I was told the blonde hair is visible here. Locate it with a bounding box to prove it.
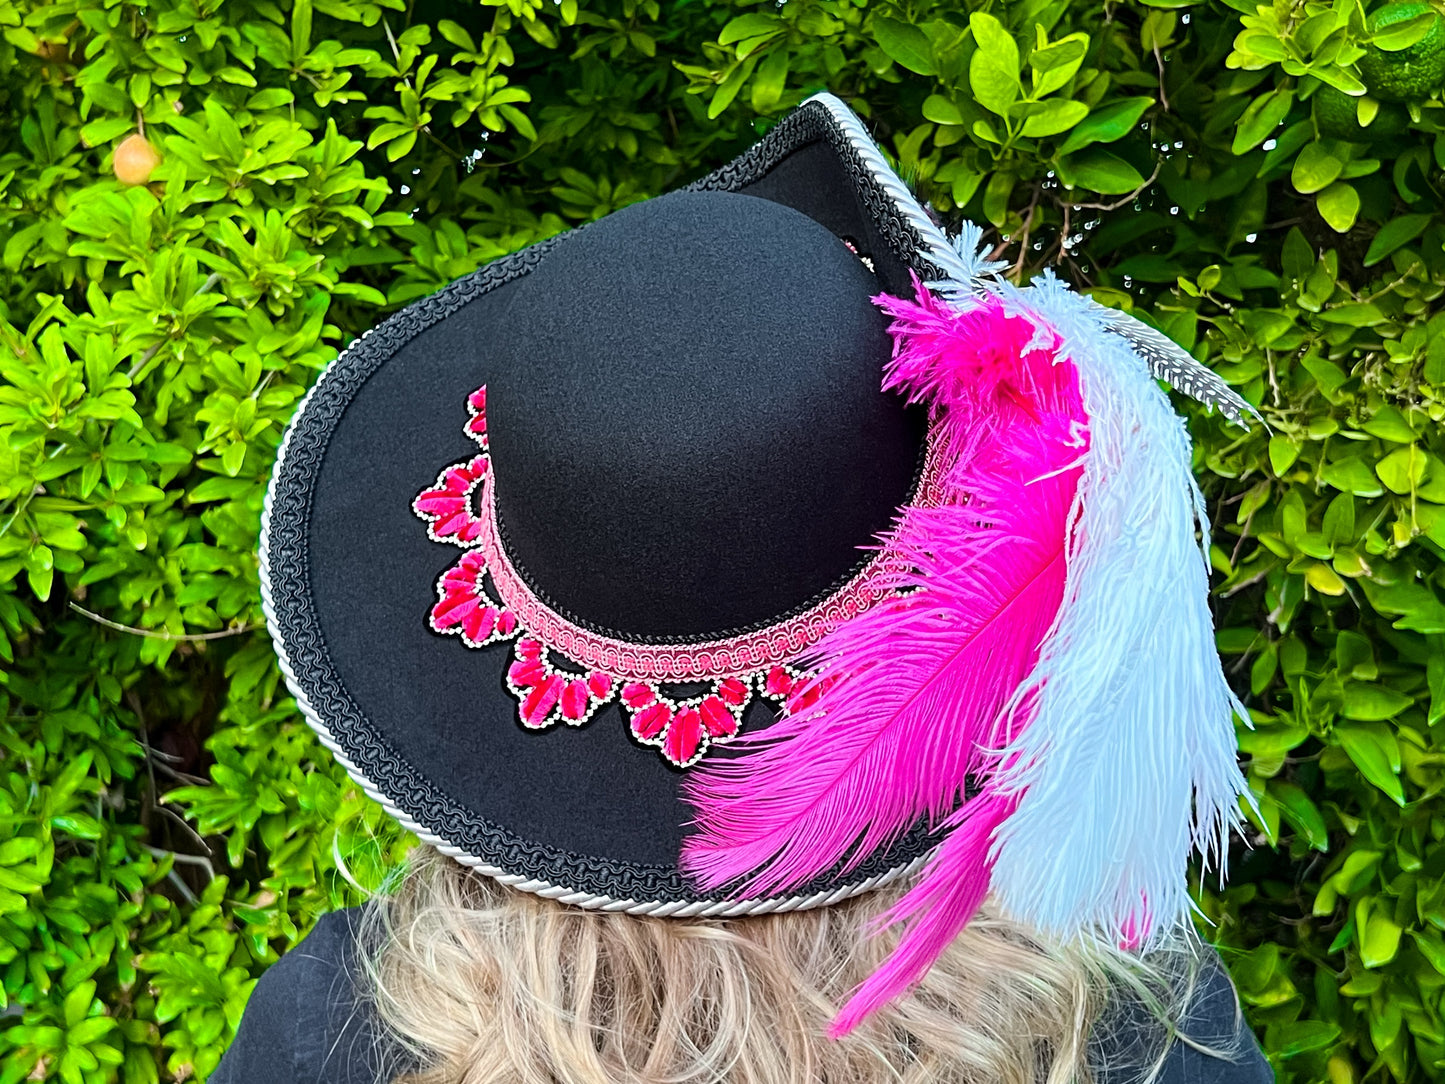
[361,845,1205,1084]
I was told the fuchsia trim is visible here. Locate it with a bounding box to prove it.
[412,383,940,767]
[480,492,926,681]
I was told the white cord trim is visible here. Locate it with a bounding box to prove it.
[802,93,1257,426]
[802,92,979,286]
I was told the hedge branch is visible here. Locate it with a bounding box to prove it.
[69,601,258,641]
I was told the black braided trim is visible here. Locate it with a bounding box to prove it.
[688,99,948,284]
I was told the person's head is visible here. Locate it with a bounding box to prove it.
[362,845,1207,1084]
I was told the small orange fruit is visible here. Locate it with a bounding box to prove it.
[113,134,160,185]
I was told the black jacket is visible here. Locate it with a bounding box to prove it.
[212,908,1273,1083]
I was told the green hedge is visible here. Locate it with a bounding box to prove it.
[2,0,1444,1080]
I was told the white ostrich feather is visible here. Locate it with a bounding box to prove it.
[975,270,1253,947]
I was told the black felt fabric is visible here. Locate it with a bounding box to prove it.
[734,138,915,297]
[213,908,1276,1084]
[304,187,923,869]
[308,270,699,866]
[487,189,924,638]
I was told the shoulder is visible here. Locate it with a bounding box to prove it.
[213,907,393,1084]
[1094,945,1274,1084]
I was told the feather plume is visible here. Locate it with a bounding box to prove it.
[827,788,1018,1038]
[981,272,1252,947]
[684,266,1249,1034]
[682,284,1086,922]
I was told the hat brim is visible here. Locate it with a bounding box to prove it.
[261,97,960,914]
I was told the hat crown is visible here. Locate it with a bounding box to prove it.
[486,190,925,641]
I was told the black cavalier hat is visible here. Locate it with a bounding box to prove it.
[261,94,1252,945]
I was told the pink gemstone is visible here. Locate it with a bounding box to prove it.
[462,605,497,642]
[793,681,822,711]
[430,594,472,629]
[587,672,613,698]
[437,506,468,530]
[508,658,545,686]
[631,702,671,740]
[717,677,747,706]
[414,491,453,514]
[621,682,655,709]
[664,708,703,766]
[698,696,737,738]
[560,679,590,721]
[521,674,562,726]
[516,638,542,661]
[764,666,793,698]
[496,610,518,635]
[791,674,833,713]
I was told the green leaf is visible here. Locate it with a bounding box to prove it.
[872,17,936,76]
[247,88,295,111]
[1370,7,1436,50]
[718,13,780,47]
[1292,142,1344,194]
[1232,88,1294,155]
[67,1016,116,1045]
[982,171,1015,227]
[1028,31,1089,97]
[292,0,313,56]
[436,19,477,52]
[1321,456,1384,497]
[26,559,53,602]
[1323,494,1356,546]
[1061,150,1144,194]
[1376,444,1426,494]
[1362,580,1445,634]
[1363,213,1432,266]
[1275,1019,1342,1056]
[1282,226,1314,279]
[707,55,758,119]
[1341,682,1412,721]
[1410,931,1445,977]
[1429,650,1445,725]
[1057,97,1153,155]
[922,95,964,125]
[968,13,1019,116]
[0,838,41,865]
[1358,899,1403,967]
[1361,406,1417,443]
[50,813,105,839]
[1335,724,1405,806]
[1273,782,1330,850]
[1020,99,1089,138]
[748,48,788,112]
[1269,435,1301,476]
[1317,181,1360,233]
[63,982,95,1029]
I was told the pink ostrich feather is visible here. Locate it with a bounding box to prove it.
[681,282,1089,1030]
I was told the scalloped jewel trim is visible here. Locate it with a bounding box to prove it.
[412,384,903,769]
